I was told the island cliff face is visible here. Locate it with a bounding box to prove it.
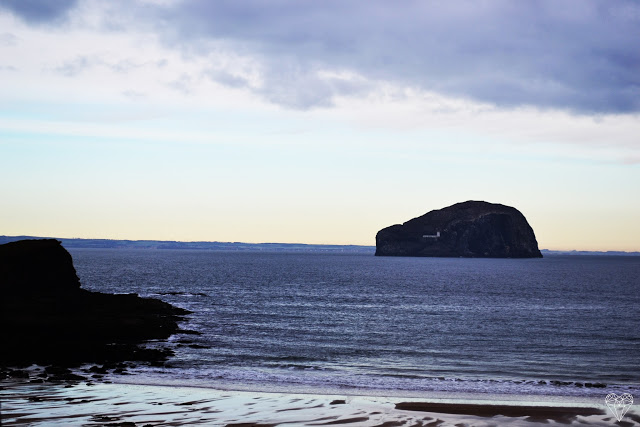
[376,201,542,258]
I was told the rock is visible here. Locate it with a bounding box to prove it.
[49,372,87,382]
[89,365,108,374]
[91,415,121,422]
[376,201,542,258]
[584,382,606,388]
[0,368,29,379]
[0,239,80,295]
[0,239,190,367]
[187,344,209,349]
[225,424,277,427]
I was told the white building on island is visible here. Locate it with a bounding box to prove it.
[423,231,440,238]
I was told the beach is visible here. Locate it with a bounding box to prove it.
[2,379,638,426]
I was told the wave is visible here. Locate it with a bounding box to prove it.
[125,364,640,399]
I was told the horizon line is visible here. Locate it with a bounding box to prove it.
[2,235,640,255]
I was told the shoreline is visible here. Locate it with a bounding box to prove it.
[2,379,638,426]
[117,369,626,393]
[111,374,622,406]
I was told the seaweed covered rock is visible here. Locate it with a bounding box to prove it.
[376,201,542,258]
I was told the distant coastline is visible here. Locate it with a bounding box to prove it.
[540,249,640,256]
[1,236,638,256]
[0,235,375,253]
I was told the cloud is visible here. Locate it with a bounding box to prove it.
[167,73,194,95]
[54,55,93,77]
[121,89,146,100]
[0,0,78,24]
[151,0,640,113]
[205,69,250,89]
[0,32,19,46]
[2,0,639,113]
[52,54,169,77]
[255,66,372,110]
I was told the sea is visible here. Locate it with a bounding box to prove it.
[69,249,640,402]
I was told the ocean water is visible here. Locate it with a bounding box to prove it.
[70,249,640,399]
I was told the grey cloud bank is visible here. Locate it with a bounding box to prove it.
[0,0,78,23]
[2,0,639,113]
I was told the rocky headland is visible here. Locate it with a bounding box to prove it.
[0,239,190,373]
[376,201,542,258]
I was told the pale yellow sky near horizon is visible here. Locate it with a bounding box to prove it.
[4,195,639,252]
[1,4,639,252]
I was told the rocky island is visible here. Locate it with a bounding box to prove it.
[0,239,190,368]
[376,201,542,258]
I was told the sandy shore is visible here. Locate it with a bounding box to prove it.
[1,380,638,426]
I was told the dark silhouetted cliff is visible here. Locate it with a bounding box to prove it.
[376,201,542,258]
[0,239,190,366]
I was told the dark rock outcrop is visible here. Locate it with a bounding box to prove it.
[0,239,81,295]
[0,239,190,366]
[376,201,542,258]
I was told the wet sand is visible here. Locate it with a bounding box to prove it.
[1,380,638,426]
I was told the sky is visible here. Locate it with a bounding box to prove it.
[0,0,639,251]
